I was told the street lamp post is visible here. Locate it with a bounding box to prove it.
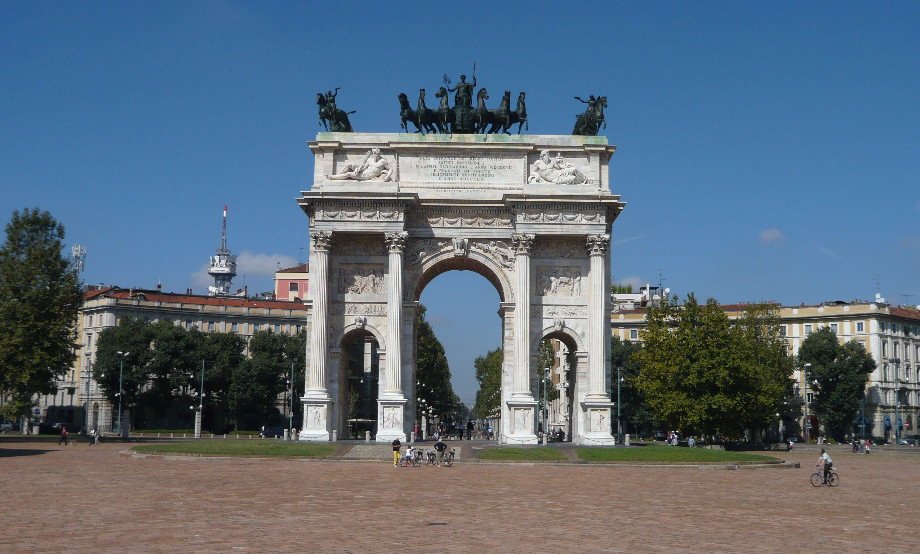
[616,367,623,444]
[289,360,294,438]
[194,360,204,439]
[891,357,901,445]
[542,365,548,439]
[803,363,812,444]
[84,354,91,435]
[116,351,129,437]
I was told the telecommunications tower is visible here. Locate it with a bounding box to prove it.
[207,205,237,296]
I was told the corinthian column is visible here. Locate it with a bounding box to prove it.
[586,234,610,396]
[301,230,332,441]
[511,233,535,396]
[307,231,332,394]
[384,232,407,394]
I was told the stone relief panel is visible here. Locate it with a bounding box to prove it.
[332,236,387,257]
[337,263,384,295]
[516,210,603,225]
[382,406,401,430]
[528,150,591,185]
[512,407,533,434]
[405,238,451,269]
[590,409,607,433]
[407,210,513,228]
[327,148,395,182]
[532,238,586,259]
[307,405,325,430]
[469,239,515,270]
[537,266,582,297]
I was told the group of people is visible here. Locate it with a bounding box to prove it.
[851,438,871,454]
[391,438,451,467]
[58,427,101,446]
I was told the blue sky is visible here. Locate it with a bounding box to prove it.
[2,2,919,406]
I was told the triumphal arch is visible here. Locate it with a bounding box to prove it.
[297,132,624,444]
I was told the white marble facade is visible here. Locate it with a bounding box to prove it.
[298,133,624,445]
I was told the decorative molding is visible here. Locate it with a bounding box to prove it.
[384,232,408,253]
[334,237,386,257]
[407,210,513,228]
[586,234,610,255]
[516,210,603,224]
[451,237,468,257]
[310,230,332,251]
[405,238,451,269]
[337,263,385,295]
[316,208,402,222]
[511,233,535,255]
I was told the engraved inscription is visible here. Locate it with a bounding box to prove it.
[400,153,525,185]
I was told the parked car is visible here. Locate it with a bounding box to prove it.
[261,426,285,438]
[904,435,920,446]
[0,421,14,432]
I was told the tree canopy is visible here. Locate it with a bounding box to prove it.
[637,295,793,439]
[472,347,502,419]
[415,304,458,418]
[0,208,83,420]
[610,336,655,436]
[798,326,875,441]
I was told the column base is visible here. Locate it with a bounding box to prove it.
[578,399,616,445]
[505,397,538,445]
[300,393,332,442]
[375,396,408,443]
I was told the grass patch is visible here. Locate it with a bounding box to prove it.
[576,445,777,463]
[476,447,568,461]
[132,440,338,458]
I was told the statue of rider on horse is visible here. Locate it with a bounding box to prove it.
[317,87,355,132]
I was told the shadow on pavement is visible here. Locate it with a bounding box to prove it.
[0,447,52,458]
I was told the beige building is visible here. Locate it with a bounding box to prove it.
[38,285,307,433]
[611,298,920,441]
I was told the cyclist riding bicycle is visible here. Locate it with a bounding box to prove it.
[816,448,833,484]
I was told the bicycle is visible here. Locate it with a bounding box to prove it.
[810,467,839,487]
[441,449,455,467]
[397,452,422,467]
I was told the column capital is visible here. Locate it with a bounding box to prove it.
[310,230,333,251]
[511,233,535,255]
[586,234,610,255]
[384,231,408,253]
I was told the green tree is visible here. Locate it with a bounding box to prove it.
[472,347,502,419]
[637,295,793,440]
[798,326,875,441]
[415,304,456,418]
[536,339,560,428]
[0,209,83,421]
[227,329,293,429]
[611,336,654,437]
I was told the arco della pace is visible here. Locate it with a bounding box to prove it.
[297,132,624,445]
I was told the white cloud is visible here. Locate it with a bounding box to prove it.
[190,251,299,291]
[615,275,645,290]
[759,228,784,244]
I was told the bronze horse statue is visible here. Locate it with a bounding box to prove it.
[317,93,354,132]
[399,92,439,134]
[572,96,607,136]
[435,86,455,134]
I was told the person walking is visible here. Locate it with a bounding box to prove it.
[58,427,68,446]
[391,438,401,467]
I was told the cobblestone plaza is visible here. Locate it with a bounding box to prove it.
[1,442,918,551]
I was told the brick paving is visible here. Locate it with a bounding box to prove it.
[1,440,919,552]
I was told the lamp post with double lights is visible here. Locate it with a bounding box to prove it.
[616,367,624,444]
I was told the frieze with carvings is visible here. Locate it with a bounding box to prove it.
[532,238,585,259]
[331,303,387,316]
[407,210,513,228]
[469,239,515,270]
[516,210,603,224]
[316,208,403,222]
[337,263,385,295]
[537,266,582,297]
[532,305,588,319]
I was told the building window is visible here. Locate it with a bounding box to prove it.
[779,325,786,336]
[253,323,260,332]
[856,321,864,333]
[807,392,814,404]
[208,321,216,332]
[880,322,886,333]
[274,324,282,333]
[295,325,302,334]
[629,329,638,341]
[289,282,299,292]
[804,324,813,336]
[883,363,888,381]
[231,322,238,333]
[882,341,888,358]
[87,315,93,327]
[830,323,838,334]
